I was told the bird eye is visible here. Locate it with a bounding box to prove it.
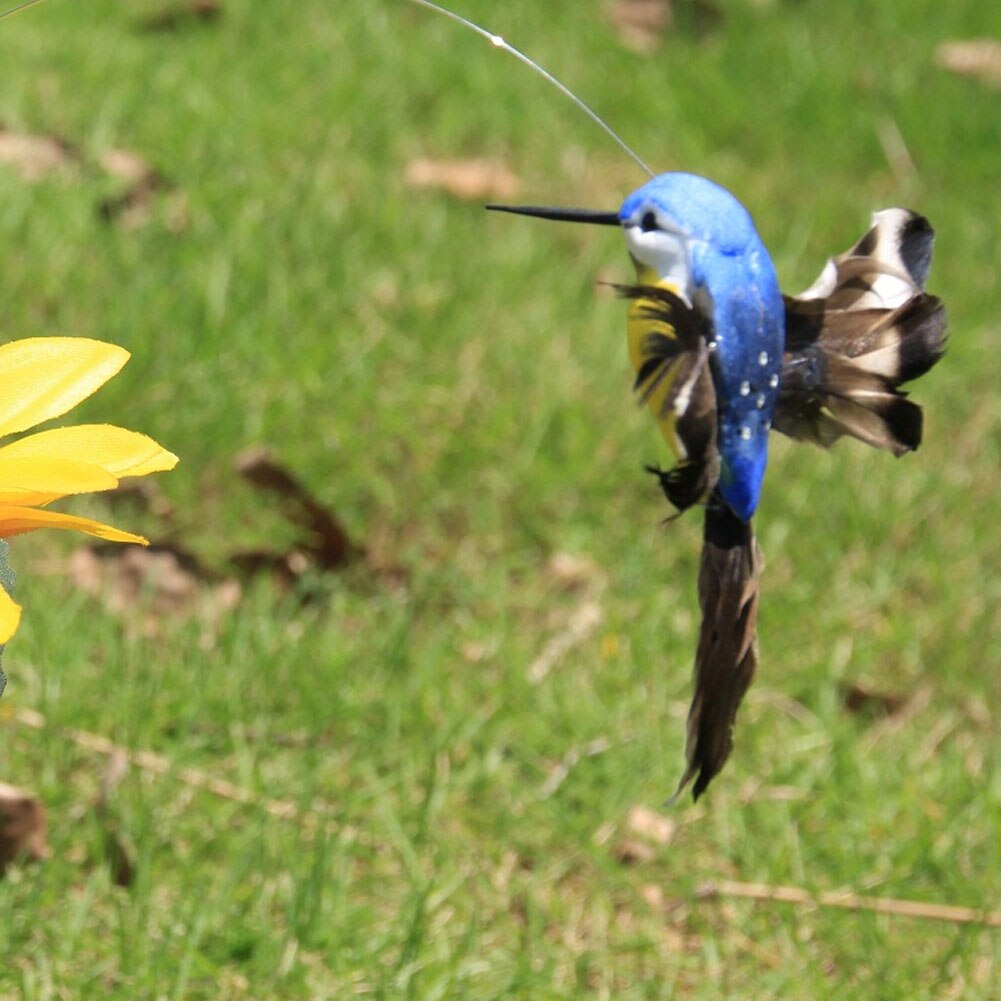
[641,211,659,232]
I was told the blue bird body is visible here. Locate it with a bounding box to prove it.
[409,0,947,800]
[486,167,944,799]
[618,173,785,521]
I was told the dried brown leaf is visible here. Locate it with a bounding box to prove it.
[68,543,239,636]
[138,0,222,32]
[99,748,129,805]
[98,162,168,229]
[103,478,176,523]
[609,0,673,55]
[101,148,156,185]
[460,640,494,664]
[0,782,48,876]
[841,682,906,719]
[228,548,315,590]
[625,803,676,846]
[544,552,604,593]
[613,837,656,864]
[405,157,521,201]
[0,127,181,229]
[936,38,1001,89]
[640,883,665,910]
[70,543,208,614]
[0,127,75,181]
[235,447,357,570]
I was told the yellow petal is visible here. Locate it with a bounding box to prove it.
[0,424,178,478]
[0,338,129,438]
[0,457,119,504]
[0,504,148,544]
[0,585,21,645]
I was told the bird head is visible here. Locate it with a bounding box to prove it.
[488,172,761,298]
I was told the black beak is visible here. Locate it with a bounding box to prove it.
[485,204,621,226]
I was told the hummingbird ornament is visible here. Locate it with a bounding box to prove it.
[408,1,947,800]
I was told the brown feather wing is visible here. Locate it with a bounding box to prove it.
[776,209,947,454]
[615,283,720,513]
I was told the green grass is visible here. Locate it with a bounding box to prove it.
[1,0,1000,997]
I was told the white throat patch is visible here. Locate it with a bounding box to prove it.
[624,225,694,302]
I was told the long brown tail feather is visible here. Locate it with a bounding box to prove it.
[672,498,762,801]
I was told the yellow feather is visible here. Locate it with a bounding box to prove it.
[626,278,689,460]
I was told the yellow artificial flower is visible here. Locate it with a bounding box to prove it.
[0,337,178,643]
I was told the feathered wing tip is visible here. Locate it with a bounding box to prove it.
[776,209,947,455]
[615,283,720,513]
[671,499,762,801]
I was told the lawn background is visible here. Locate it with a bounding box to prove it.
[1,0,1000,997]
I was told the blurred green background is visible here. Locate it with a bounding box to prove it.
[1,0,1000,997]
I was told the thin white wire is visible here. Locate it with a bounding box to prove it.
[405,0,654,179]
[0,0,47,21]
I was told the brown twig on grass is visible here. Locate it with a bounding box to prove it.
[697,879,1001,929]
[12,706,1001,930]
[12,707,339,833]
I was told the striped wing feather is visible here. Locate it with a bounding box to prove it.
[616,283,720,512]
[776,209,947,455]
